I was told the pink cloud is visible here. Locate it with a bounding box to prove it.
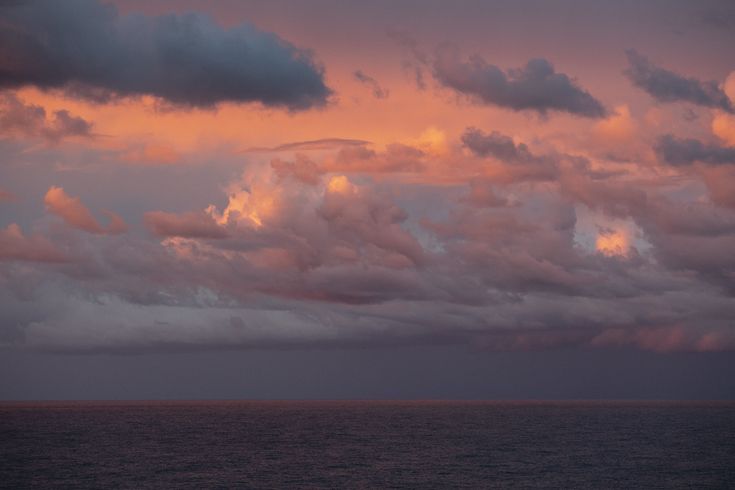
[0,223,67,263]
[44,186,127,235]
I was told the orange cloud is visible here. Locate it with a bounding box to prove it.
[595,228,630,257]
[594,104,636,142]
[44,186,127,234]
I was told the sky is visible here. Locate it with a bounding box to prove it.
[1,0,735,400]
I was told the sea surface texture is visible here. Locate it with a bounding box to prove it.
[1,401,734,488]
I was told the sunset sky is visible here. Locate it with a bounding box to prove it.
[2,0,735,399]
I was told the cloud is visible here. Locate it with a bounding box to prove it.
[654,134,735,166]
[712,112,735,146]
[0,0,331,109]
[0,92,92,142]
[354,70,389,99]
[329,143,426,174]
[463,127,540,163]
[271,154,323,185]
[624,50,734,113]
[242,138,370,153]
[4,130,735,355]
[461,127,559,182]
[0,224,67,263]
[144,211,228,239]
[44,186,127,234]
[432,45,606,117]
[700,166,735,208]
[594,104,637,142]
[387,29,428,90]
[461,179,508,208]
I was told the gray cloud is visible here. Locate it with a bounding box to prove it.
[654,134,735,166]
[0,0,331,109]
[463,127,541,163]
[354,70,389,99]
[624,50,734,113]
[461,127,559,181]
[433,45,607,118]
[0,93,92,142]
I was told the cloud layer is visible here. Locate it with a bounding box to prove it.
[1,1,735,360]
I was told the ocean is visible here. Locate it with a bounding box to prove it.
[1,401,734,488]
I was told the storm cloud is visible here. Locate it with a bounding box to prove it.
[0,0,331,109]
[432,45,607,117]
[624,50,734,113]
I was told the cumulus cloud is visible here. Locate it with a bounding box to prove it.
[354,70,390,99]
[624,50,734,113]
[44,186,127,234]
[4,129,735,355]
[433,45,607,117]
[0,0,331,109]
[654,134,735,166]
[0,92,92,142]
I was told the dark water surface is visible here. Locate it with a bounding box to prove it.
[1,401,734,488]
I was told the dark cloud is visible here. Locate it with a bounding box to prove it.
[0,0,331,109]
[463,127,539,163]
[624,50,734,113]
[354,70,389,99]
[461,127,559,182]
[654,134,735,166]
[433,45,607,118]
[0,93,92,142]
